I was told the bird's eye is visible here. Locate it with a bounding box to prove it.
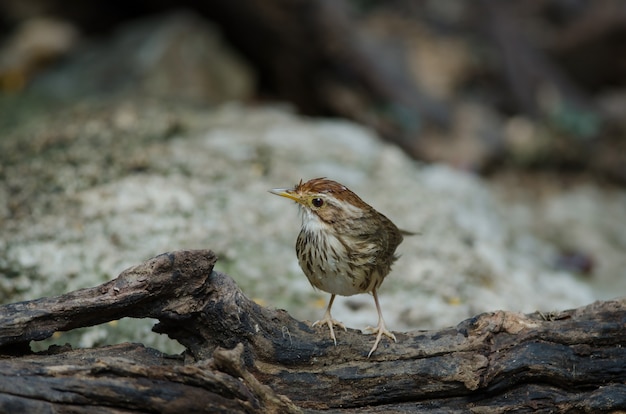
[311,198,324,208]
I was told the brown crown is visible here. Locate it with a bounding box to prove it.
[294,178,370,208]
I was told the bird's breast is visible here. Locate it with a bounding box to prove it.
[296,228,374,296]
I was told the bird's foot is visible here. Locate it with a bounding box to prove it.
[312,316,347,346]
[364,321,397,358]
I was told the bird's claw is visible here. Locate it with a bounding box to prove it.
[364,323,397,358]
[312,317,347,346]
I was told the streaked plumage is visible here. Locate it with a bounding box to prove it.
[270,177,407,357]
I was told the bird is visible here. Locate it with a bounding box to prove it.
[270,177,409,357]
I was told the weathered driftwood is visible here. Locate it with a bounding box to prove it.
[1,250,625,413]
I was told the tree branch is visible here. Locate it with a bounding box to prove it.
[1,250,624,412]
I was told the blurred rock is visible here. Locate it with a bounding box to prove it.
[2,3,624,183]
[597,90,626,123]
[491,174,626,301]
[416,101,505,170]
[366,13,473,103]
[0,17,79,92]
[28,11,255,104]
[3,97,621,352]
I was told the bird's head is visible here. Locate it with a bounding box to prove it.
[269,178,368,226]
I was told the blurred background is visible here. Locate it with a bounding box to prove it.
[1,0,625,353]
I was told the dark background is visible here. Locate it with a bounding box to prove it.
[1,0,625,183]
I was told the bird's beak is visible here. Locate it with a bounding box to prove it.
[269,188,301,203]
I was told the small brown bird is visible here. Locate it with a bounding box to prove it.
[270,177,408,357]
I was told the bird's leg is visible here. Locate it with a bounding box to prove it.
[365,288,397,357]
[312,294,346,345]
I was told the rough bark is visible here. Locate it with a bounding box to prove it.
[1,249,625,413]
